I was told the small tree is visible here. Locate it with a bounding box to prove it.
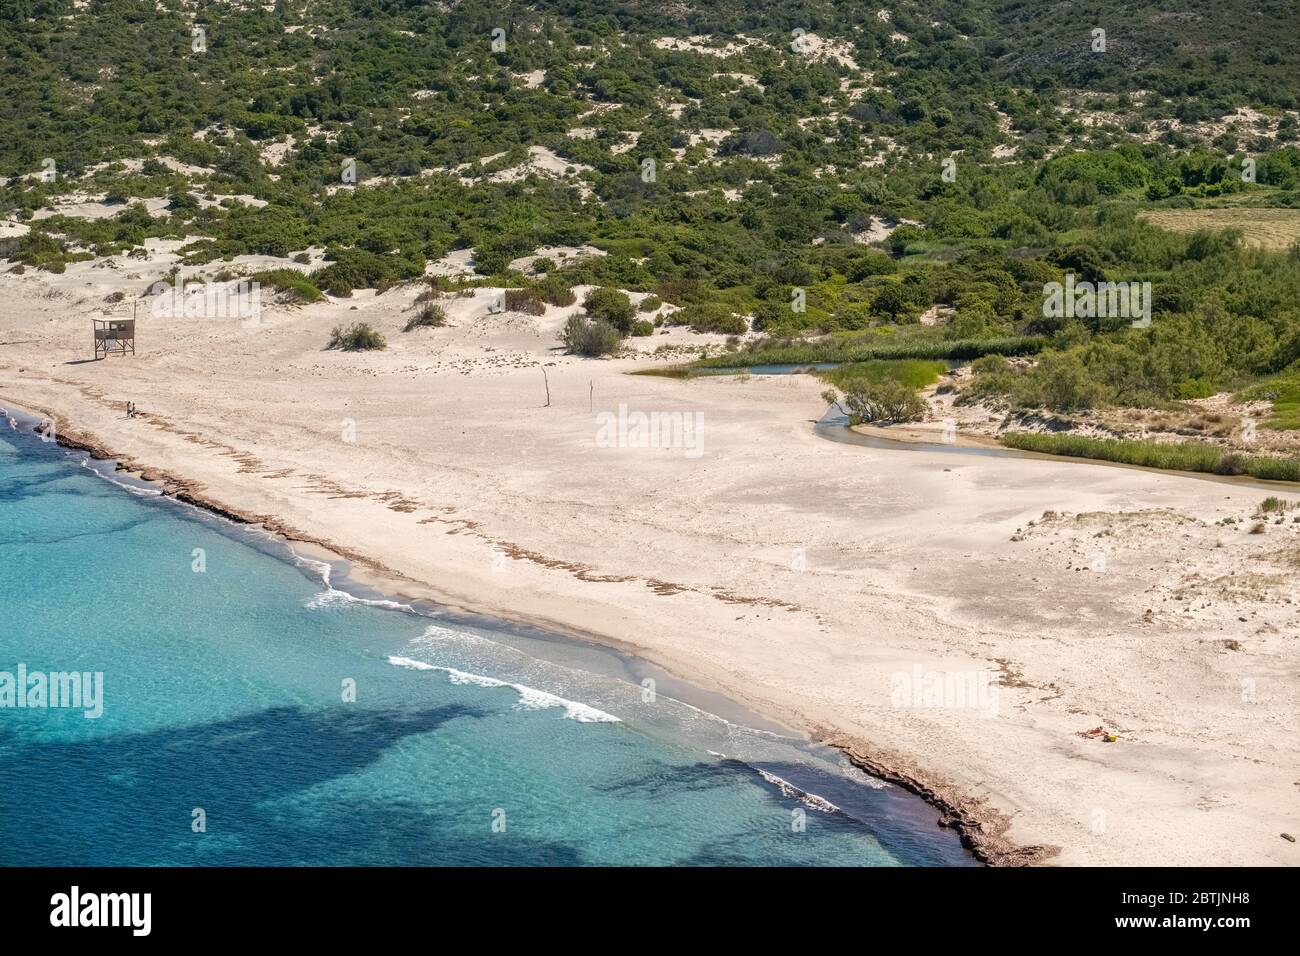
[822,380,925,425]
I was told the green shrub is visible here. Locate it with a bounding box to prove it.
[473,249,510,275]
[403,303,447,331]
[561,315,622,356]
[504,288,546,315]
[965,349,1111,411]
[667,303,747,335]
[823,379,926,425]
[251,269,322,303]
[326,322,386,351]
[639,295,663,313]
[533,275,577,306]
[312,248,418,297]
[846,251,898,281]
[631,319,654,336]
[751,299,820,334]
[166,191,199,214]
[13,232,69,272]
[583,286,636,334]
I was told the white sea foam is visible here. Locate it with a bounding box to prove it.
[305,589,353,609]
[389,655,438,671]
[757,768,843,813]
[305,588,412,611]
[293,552,335,585]
[417,622,464,642]
[412,626,793,744]
[282,544,416,611]
[76,458,162,497]
[388,655,620,723]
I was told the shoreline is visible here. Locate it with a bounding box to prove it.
[6,326,1291,867]
[2,394,1031,865]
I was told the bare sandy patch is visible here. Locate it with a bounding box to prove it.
[508,244,606,274]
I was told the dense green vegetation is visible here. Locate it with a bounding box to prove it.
[2,1,1299,424]
[1240,369,1300,430]
[696,335,1045,368]
[955,236,1300,412]
[1000,432,1300,482]
[817,359,947,391]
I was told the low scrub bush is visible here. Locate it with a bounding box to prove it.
[403,302,447,331]
[326,322,386,351]
[504,288,546,315]
[533,275,577,307]
[561,315,622,356]
[250,268,322,303]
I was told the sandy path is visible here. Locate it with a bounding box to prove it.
[1,268,1297,865]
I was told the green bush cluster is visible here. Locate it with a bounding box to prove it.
[504,288,546,315]
[326,322,386,351]
[561,315,621,356]
[583,287,636,334]
[403,303,447,331]
[250,269,322,304]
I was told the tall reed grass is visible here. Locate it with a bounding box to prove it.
[1000,432,1300,482]
[692,336,1045,369]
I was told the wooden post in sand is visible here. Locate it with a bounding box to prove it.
[542,367,551,407]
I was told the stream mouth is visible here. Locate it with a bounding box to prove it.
[690,362,844,376]
[677,364,1300,493]
[814,404,1020,459]
[813,403,1300,493]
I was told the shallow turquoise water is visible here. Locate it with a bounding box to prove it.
[0,418,972,866]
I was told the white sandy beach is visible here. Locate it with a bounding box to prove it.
[1,255,1297,865]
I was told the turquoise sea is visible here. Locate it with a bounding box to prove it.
[0,412,973,866]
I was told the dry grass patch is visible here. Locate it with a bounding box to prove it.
[1137,208,1300,251]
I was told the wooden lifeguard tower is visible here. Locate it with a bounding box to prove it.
[93,318,135,359]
